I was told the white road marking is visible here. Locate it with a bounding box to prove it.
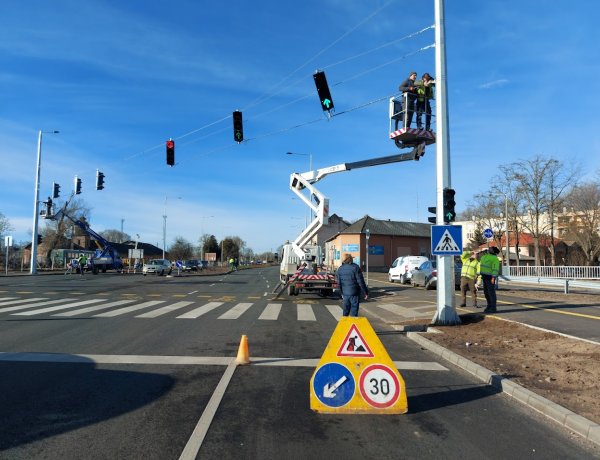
[0,298,74,314]
[218,303,253,319]
[259,303,282,320]
[177,302,224,319]
[0,298,48,308]
[325,304,343,320]
[54,300,137,317]
[136,301,195,318]
[297,303,316,321]
[12,299,108,316]
[94,300,165,317]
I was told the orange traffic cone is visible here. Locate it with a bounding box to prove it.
[235,334,250,365]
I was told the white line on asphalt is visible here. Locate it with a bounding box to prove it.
[0,298,48,308]
[176,302,224,319]
[187,290,198,295]
[259,303,281,320]
[325,304,342,320]
[136,301,195,318]
[218,302,252,319]
[94,300,165,317]
[12,298,109,316]
[54,300,137,317]
[178,361,237,460]
[297,303,316,321]
[0,298,75,314]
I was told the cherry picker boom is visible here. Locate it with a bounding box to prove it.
[280,148,430,297]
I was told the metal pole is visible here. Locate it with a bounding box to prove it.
[432,0,460,325]
[365,229,370,285]
[30,131,43,275]
[505,196,509,274]
[162,196,167,259]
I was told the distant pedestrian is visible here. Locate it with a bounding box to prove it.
[336,254,369,317]
[479,247,500,313]
[77,254,88,276]
[399,71,418,128]
[459,250,480,308]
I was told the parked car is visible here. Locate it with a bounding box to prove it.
[183,259,201,272]
[388,255,429,284]
[143,259,172,276]
[410,260,462,290]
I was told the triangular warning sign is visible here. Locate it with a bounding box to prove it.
[310,317,408,414]
[337,324,374,357]
[434,229,460,252]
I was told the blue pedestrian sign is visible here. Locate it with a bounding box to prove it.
[431,225,463,256]
[312,362,355,408]
[483,228,494,239]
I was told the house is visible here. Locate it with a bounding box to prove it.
[324,215,431,271]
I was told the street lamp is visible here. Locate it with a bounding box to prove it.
[365,229,370,285]
[31,129,59,274]
[163,196,181,259]
[199,215,214,261]
[496,192,510,274]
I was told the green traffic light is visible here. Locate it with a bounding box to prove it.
[322,98,331,109]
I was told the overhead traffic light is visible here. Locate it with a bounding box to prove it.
[166,139,175,166]
[232,110,243,143]
[96,170,105,190]
[45,197,53,217]
[428,206,437,224]
[74,175,82,195]
[443,188,456,223]
[37,235,43,244]
[52,182,60,199]
[313,70,334,112]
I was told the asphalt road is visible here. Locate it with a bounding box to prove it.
[0,267,597,459]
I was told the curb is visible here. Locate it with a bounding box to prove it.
[406,331,600,448]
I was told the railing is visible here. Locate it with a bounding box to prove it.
[389,93,436,132]
[506,265,600,279]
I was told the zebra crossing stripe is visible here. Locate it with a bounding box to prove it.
[377,303,433,318]
[94,300,165,317]
[0,297,18,302]
[297,303,316,321]
[136,301,195,318]
[12,299,109,316]
[259,303,282,320]
[218,303,253,320]
[0,298,47,308]
[0,298,75,314]
[325,304,343,320]
[54,300,137,317]
[176,302,224,319]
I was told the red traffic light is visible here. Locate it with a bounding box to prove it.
[166,139,175,166]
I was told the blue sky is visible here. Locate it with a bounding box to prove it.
[1,0,599,254]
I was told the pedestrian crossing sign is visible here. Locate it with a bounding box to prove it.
[431,225,462,256]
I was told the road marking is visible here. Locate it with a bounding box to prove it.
[0,298,47,307]
[12,299,109,316]
[218,303,253,319]
[136,301,195,318]
[177,302,224,319]
[0,297,18,302]
[188,291,198,295]
[55,300,137,317]
[325,304,342,320]
[497,299,600,320]
[297,303,316,321]
[0,298,76,314]
[259,303,281,320]
[94,300,165,317]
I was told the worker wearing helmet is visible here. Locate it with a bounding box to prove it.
[479,247,500,313]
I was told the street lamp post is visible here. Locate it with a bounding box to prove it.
[163,196,181,259]
[30,129,59,274]
[365,229,370,285]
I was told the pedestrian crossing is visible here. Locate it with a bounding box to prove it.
[0,296,434,322]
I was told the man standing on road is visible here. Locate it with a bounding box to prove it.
[479,246,500,313]
[459,250,480,308]
[336,254,369,317]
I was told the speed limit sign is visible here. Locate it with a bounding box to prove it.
[358,364,401,408]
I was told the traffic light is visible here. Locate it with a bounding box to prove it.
[166,139,175,166]
[443,188,456,223]
[52,182,60,199]
[96,170,105,190]
[428,206,437,224]
[37,235,43,244]
[74,175,82,195]
[45,197,53,217]
[232,111,243,143]
[313,70,334,111]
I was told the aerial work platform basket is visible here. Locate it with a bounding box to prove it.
[389,96,436,149]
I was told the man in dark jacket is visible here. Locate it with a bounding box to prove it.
[336,254,369,317]
[399,71,418,128]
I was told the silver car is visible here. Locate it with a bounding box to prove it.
[143,259,172,276]
[411,260,461,290]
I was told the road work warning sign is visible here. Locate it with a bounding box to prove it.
[310,317,408,414]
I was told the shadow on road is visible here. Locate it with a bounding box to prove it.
[408,383,501,414]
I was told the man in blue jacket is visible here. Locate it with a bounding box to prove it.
[336,254,369,317]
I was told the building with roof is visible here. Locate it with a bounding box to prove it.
[324,215,431,271]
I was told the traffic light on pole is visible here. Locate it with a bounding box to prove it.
[45,197,53,217]
[96,170,105,190]
[443,188,456,223]
[232,110,243,143]
[313,70,334,112]
[428,206,437,224]
[166,139,175,166]
[52,182,60,199]
[37,235,43,244]
[74,175,82,195]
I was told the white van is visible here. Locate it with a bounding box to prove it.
[388,255,429,284]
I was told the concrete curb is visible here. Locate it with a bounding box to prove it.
[407,331,600,447]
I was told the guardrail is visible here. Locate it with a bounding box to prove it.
[503,276,600,294]
[506,266,600,279]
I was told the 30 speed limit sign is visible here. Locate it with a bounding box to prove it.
[358,364,401,408]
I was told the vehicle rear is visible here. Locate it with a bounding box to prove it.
[388,255,429,284]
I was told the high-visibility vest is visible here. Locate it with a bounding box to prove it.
[416,80,434,101]
[479,253,499,276]
[461,258,479,279]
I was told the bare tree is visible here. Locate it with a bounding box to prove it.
[562,182,600,265]
[0,212,13,239]
[168,237,194,261]
[99,229,131,243]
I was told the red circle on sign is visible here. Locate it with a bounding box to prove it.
[358,364,400,408]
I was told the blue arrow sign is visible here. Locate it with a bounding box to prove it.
[312,362,355,408]
[431,225,463,256]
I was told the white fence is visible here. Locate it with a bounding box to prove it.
[506,265,600,279]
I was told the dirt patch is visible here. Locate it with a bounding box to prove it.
[413,313,600,425]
